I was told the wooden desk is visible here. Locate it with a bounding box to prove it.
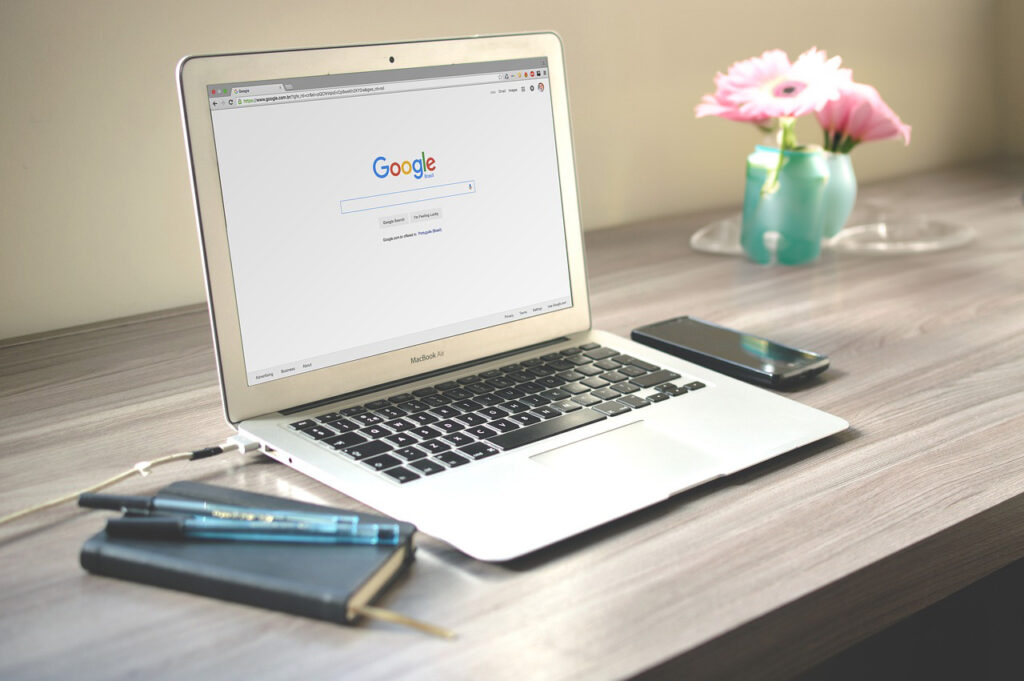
[2,162,1022,680]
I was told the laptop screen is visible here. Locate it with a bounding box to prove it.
[206,58,573,386]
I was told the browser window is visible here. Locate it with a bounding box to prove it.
[207,58,571,385]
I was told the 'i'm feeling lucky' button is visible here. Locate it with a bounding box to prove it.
[411,208,442,223]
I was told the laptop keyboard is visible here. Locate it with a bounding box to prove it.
[286,343,705,484]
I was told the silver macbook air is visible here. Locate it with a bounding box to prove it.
[177,32,847,561]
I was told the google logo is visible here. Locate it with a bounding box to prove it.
[373,153,436,180]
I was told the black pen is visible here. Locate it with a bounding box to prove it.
[105,516,402,545]
[79,493,360,527]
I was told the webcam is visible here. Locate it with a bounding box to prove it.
[389,56,395,63]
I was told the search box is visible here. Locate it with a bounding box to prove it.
[340,180,476,214]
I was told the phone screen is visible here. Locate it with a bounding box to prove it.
[642,317,822,374]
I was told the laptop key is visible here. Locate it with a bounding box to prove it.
[531,406,561,420]
[618,366,647,378]
[467,425,499,439]
[509,412,542,426]
[325,417,361,433]
[388,393,415,403]
[489,418,520,433]
[384,418,416,431]
[617,395,650,409]
[501,399,531,413]
[571,393,603,407]
[352,413,383,426]
[600,371,628,383]
[647,392,670,403]
[393,446,428,461]
[551,400,582,413]
[520,394,550,408]
[457,374,483,384]
[566,355,593,366]
[517,381,546,394]
[444,388,475,401]
[581,376,609,389]
[400,399,429,412]
[411,425,443,440]
[365,400,390,410]
[611,382,640,395]
[467,383,492,396]
[486,377,517,390]
[474,393,505,407]
[430,405,460,418]
[460,442,501,460]
[435,451,471,468]
[376,406,408,420]
[442,432,475,447]
[418,439,451,454]
[383,466,420,484]
[575,364,604,376]
[344,440,393,459]
[591,387,621,401]
[478,406,509,420]
[494,387,526,400]
[323,431,369,449]
[685,381,707,391]
[410,459,446,475]
[534,375,566,388]
[362,454,402,471]
[630,369,683,389]
[540,388,571,401]
[360,424,392,439]
[300,425,336,440]
[421,394,451,408]
[594,359,621,371]
[454,412,487,426]
[657,383,689,396]
[290,419,317,430]
[385,433,419,448]
[488,409,607,450]
[479,369,503,378]
[453,398,483,412]
[593,401,631,416]
[340,405,366,416]
[412,387,438,397]
[540,353,561,362]
[578,342,601,350]
[583,347,619,360]
[560,347,583,355]
[435,419,465,434]
[615,354,660,372]
[562,382,591,395]
[408,411,439,425]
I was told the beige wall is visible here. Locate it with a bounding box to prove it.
[0,0,1013,340]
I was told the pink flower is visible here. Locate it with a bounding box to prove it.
[696,48,850,122]
[816,82,911,149]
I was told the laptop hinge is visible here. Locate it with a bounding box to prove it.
[280,337,571,416]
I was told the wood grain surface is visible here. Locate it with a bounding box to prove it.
[2,161,1022,680]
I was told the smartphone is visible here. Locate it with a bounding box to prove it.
[631,316,829,388]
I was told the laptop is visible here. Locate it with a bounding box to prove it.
[177,32,848,561]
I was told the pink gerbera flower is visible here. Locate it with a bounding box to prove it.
[817,81,911,152]
[696,47,850,122]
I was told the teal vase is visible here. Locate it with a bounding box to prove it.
[821,151,857,238]
[741,145,829,265]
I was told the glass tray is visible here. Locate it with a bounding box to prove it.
[691,213,976,256]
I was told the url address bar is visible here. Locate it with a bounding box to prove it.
[232,72,510,108]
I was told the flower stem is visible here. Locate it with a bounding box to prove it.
[838,135,859,154]
[763,117,797,195]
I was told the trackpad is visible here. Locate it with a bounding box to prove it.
[530,421,721,494]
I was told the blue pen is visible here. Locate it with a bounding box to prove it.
[79,493,360,528]
[105,516,402,545]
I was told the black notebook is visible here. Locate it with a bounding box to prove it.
[80,481,416,625]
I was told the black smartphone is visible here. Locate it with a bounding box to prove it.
[631,316,829,388]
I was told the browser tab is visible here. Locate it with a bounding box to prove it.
[231,84,286,97]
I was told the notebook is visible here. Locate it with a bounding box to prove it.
[177,32,848,561]
[80,482,416,624]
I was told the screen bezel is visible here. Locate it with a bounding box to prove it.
[178,33,590,424]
